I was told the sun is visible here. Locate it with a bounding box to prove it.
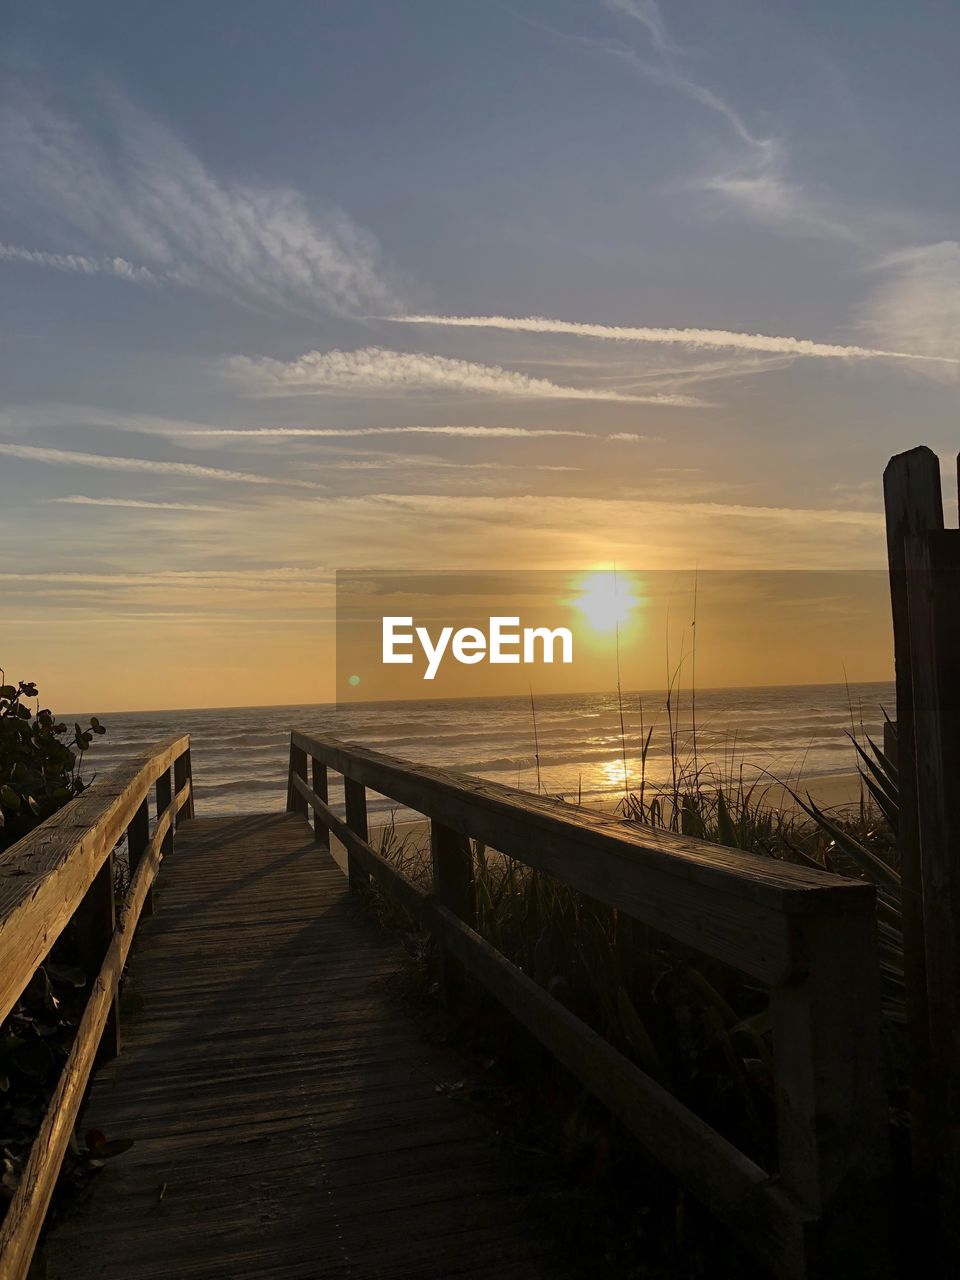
[570,571,640,635]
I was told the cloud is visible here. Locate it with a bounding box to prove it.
[0,567,326,587]
[599,0,771,153]
[0,89,396,313]
[695,170,862,244]
[390,314,958,364]
[598,1,908,252]
[312,454,580,472]
[0,443,325,489]
[181,424,593,439]
[175,424,658,442]
[859,242,960,373]
[47,495,224,510]
[0,241,157,282]
[229,346,708,404]
[286,491,888,569]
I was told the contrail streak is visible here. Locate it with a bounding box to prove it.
[390,313,959,364]
[0,443,325,488]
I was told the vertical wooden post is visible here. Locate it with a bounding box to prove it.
[127,796,152,917]
[184,746,195,818]
[75,853,120,1060]
[285,741,295,812]
[343,777,369,892]
[771,910,892,1276]
[173,752,188,827]
[430,820,476,927]
[883,445,943,1193]
[156,767,174,904]
[882,719,898,771]
[311,757,330,849]
[286,742,308,816]
[905,526,960,1269]
[430,819,476,1003]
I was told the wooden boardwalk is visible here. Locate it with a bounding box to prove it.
[45,814,560,1280]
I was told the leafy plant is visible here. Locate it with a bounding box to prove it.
[0,673,106,852]
[0,672,122,1230]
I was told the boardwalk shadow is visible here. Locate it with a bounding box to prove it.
[44,812,558,1280]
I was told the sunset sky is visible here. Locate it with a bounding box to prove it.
[1,1,958,710]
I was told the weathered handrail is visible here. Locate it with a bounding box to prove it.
[0,735,193,1280]
[288,729,891,1280]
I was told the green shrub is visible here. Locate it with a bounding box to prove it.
[0,675,105,853]
[1,673,114,1223]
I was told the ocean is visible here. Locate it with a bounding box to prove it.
[70,681,895,822]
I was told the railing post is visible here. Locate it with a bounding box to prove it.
[430,820,476,927]
[173,745,194,822]
[884,445,943,1200]
[905,525,960,1271]
[184,746,195,818]
[343,777,369,892]
[74,853,120,1061]
[286,741,308,816]
[127,796,152,917]
[156,767,174,891]
[311,757,330,850]
[430,819,476,1002]
[771,911,892,1276]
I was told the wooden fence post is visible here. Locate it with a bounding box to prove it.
[155,768,174,901]
[883,445,943,1197]
[430,821,476,927]
[184,747,195,818]
[430,820,475,1003]
[905,525,960,1271]
[173,752,188,826]
[311,757,330,850]
[343,777,369,892]
[882,720,898,771]
[286,742,308,816]
[173,747,194,821]
[127,797,151,917]
[771,910,892,1276]
[74,854,120,1061]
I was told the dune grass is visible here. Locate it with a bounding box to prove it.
[367,704,906,1159]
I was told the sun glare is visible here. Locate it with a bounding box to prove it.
[570,572,640,635]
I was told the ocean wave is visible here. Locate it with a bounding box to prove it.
[86,682,893,818]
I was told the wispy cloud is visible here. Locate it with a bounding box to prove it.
[0,88,396,312]
[0,241,157,282]
[390,314,957,364]
[0,443,325,489]
[181,424,589,439]
[229,346,708,403]
[314,454,580,472]
[176,424,657,441]
[0,567,326,587]
[599,0,771,153]
[596,0,897,249]
[859,242,960,373]
[47,494,224,511]
[694,170,863,244]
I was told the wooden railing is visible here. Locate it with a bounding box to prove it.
[0,735,193,1280]
[288,730,892,1280]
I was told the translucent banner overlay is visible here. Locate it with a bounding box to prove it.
[335,569,891,705]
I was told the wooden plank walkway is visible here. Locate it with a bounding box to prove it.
[45,814,562,1280]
